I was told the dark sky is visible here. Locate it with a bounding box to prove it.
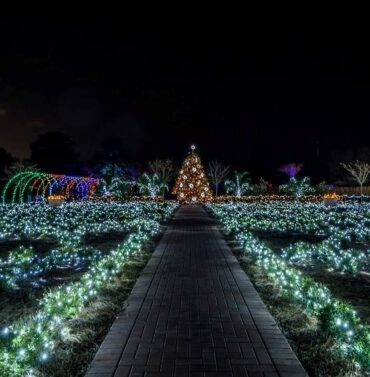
[1,18,370,179]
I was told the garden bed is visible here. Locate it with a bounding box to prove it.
[0,231,131,325]
[0,238,58,258]
[38,237,158,377]
[231,244,360,377]
[0,201,177,376]
[260,232,370,324]
[209,201,370,376]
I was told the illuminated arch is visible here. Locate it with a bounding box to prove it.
[2,171,33,204]
[65,177,79,198]
[2,171,47,205]
[2,171,99,204]
[76,179,88,198]
[47,176,62,196]
[34,176,52,199]
[30,176,45,194]
[29,175,50,197]
[87,177,99,197]
[12,173,37,204]
[47,175,67,197]
[19,173,48,203]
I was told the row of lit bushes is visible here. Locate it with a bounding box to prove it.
[210,194,341,203]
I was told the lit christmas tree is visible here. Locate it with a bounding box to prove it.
[172,145,213,202]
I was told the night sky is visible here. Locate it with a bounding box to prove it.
[1,19,370,180]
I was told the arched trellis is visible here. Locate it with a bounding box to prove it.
[76,179,88,198]
[2,171,99,204]
[20,174,50,203]
[2,171,48,205]
[86,177,99,197]
[47,176,63,196]
[65,177,79,198]
[30,175,51,199]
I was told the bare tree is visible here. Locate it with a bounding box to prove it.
[149,159,175,198]
[208,160,230,196]
[341,160,370,198]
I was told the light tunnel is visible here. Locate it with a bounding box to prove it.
[2,171,99,204]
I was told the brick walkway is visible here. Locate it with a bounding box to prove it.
[86,205,307,377]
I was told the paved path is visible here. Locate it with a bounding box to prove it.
[86,205,307,377]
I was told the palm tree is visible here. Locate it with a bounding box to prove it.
[109,175,135,198]
[95,163,136,198]
[5,161,39,176]
[137,173,164,198]
[224,171,251,197]
[149,159,175,198]
[99,163,123,184]
[279,177,315,198]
